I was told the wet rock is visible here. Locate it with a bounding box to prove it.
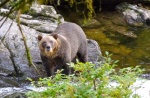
[0,87,27,98]
[0,76,20,87]
[140,74,150,80]
[0,86,47,98]
[116,2,150,26]
[87,39,103,63]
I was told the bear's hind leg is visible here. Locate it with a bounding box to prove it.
[55,58,71,75]
[77,48,88,63]
[62,64,71,75]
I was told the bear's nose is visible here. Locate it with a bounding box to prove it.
[46,46,50,50]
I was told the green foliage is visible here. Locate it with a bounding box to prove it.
[0,0,95,20]
[26,52,144,98]
[66,0,95,23]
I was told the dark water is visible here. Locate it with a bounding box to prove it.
[62,11,150,73]
[84,27,150,72]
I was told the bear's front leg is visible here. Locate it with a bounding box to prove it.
[43,64,50,76]
[43,62,54,76]
[41,55,55,76]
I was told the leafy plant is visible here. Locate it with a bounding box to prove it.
[26,51,144,98]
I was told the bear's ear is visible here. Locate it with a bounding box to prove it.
[52,34,58,39]
[38,35,42,41]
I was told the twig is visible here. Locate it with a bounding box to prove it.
[0,7,16,28]
[3,42,22,76]
[93,78,97,90]
[17,9,40,75]
[0,17,8,28]
[18,23,40,75]
[0,19,13,44]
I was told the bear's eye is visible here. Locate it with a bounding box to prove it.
[42,41,46,46]
[50,40,53,43]
[43,41,46,44]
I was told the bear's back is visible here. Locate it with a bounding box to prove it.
[54,22,86,40]
[53,22,87,60]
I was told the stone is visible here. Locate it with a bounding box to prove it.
[116,2,150,26]
[20,4,64,33]
[87,39,103,63]
[0,4,64,33]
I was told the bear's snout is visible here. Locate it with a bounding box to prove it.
[46,46,50,50]
[45,45,52,52]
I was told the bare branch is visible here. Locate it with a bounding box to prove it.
[3,42,22,76]
[17,10,40,75]
[0,19,13,45]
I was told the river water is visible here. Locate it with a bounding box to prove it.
[62,11,150,73]
[84,25,150,72]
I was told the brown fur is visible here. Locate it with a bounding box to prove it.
[38,35,60,58]
[38,22,88,76]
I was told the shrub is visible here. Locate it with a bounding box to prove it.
[26,51,144,98]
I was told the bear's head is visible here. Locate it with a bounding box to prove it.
[38,34,59,57]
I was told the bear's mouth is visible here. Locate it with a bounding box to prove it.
[45,48,53,52]
[44,50,53,57]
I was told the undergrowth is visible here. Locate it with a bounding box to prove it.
[26,51,144,98]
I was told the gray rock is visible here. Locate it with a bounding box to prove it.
[116,2,150,26]
[0,76,20,87]
[20,4,64,33]
[0,87,27,98]
[0,8,9,15]
[20,18,58,33]
[0,17,45,78]
[87,39,103,63]
[29,4,57,17]
[0,4,64,33]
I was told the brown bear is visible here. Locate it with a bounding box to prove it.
[38,22,88,76]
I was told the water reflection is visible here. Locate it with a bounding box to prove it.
[84,27,150,72]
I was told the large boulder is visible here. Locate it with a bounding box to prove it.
[0,17,44,78]
[0,4,64,33]
[20,4,64,33]
[116,2,150,26]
